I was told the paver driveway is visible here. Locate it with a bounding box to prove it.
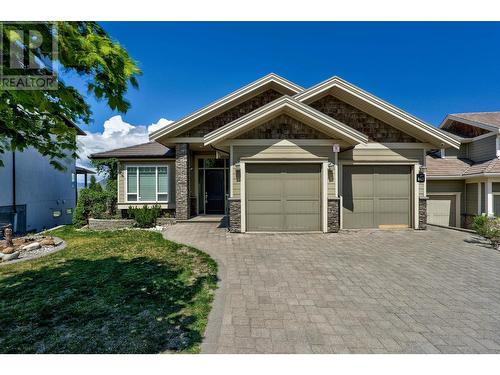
[163,224,500,353]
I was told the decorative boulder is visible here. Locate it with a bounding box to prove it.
[39,238,55,246]
[2,251,20,262]
[53,238,63,246]
[2,247,15,255]
[22,242,41,251]
[13,238,28,246]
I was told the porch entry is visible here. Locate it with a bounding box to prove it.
[197,158,229,215]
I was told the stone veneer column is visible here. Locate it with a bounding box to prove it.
[418,197,427,230]
[228,198,241,233]
[327,198,340,233]
[175,143,190,220]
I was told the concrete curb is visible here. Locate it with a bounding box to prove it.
[161,227,227,354]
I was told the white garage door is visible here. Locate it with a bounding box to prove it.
[427,195,457,227]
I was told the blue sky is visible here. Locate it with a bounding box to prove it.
[75,22,500,164]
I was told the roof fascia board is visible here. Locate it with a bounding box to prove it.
[150,74,304,140]
[295,76,460,149]
[203,96,369,146]
[457,131,497,144]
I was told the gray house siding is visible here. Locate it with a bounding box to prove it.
[465,183,479,215]
[0,147,76,234]
[467,135,496,162]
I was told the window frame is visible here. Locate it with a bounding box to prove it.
[125,164,170,203]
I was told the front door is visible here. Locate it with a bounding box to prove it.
[205,169,225,214]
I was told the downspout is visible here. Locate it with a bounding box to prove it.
[12,150,16,213]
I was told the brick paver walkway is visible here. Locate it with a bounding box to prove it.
[163,224,500,353]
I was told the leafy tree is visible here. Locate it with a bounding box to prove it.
[88,175,102,192]
[91,158,119,214]
[72,188,108,227]
[0,22,141,170]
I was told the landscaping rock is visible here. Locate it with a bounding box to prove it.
[39,238,55,246]
[13,238,28,246]
[2,247,16,255]
[22,242,41,251]
[2,251,20,261]
[53,238,63,246]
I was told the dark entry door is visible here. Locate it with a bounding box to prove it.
[205,169,225,214]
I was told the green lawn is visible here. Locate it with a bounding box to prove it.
[0,226,217,353]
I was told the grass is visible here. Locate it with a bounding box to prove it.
[0,226,218,353]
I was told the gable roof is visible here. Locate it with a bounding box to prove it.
[440,112,500,133]
[204,96,369,146]
[150,73,304,140]
[294,76,460,149]
[90,142,174,159]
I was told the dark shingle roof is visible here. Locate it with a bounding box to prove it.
[90,142,174,159]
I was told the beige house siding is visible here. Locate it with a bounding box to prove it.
[232,144,335,198]
[339,147,424,163]
[117,160,175,207]
[467,135,496,162]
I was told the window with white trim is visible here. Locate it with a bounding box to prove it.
[126,166,169,202]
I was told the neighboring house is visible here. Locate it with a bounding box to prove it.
[0,123,86,234]
[91,73,459,233]
[426,112,500,228]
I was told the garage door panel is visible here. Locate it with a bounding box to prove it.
[375,198,411,225]
[427,195,456,227]
[246,163,321,232]
[285,200,320,214]
[246,200,282,214]
[286,214,320,231]
[247,214,284,231]
[342,199,375,228]
[343,166,374,198]
[374,172,410,199]
[342,165,411,229]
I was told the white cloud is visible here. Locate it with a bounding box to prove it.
[77,115,173,169]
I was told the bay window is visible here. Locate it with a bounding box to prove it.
[126,165,169,202]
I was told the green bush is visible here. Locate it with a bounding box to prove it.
[73,188,108,227]
[128,205,162,228]
[472,215,490,237]
[472,215,500,249]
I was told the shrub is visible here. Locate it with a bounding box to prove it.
[73,188,108,227]
[128,205,162,228]
[472,215,500,249]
